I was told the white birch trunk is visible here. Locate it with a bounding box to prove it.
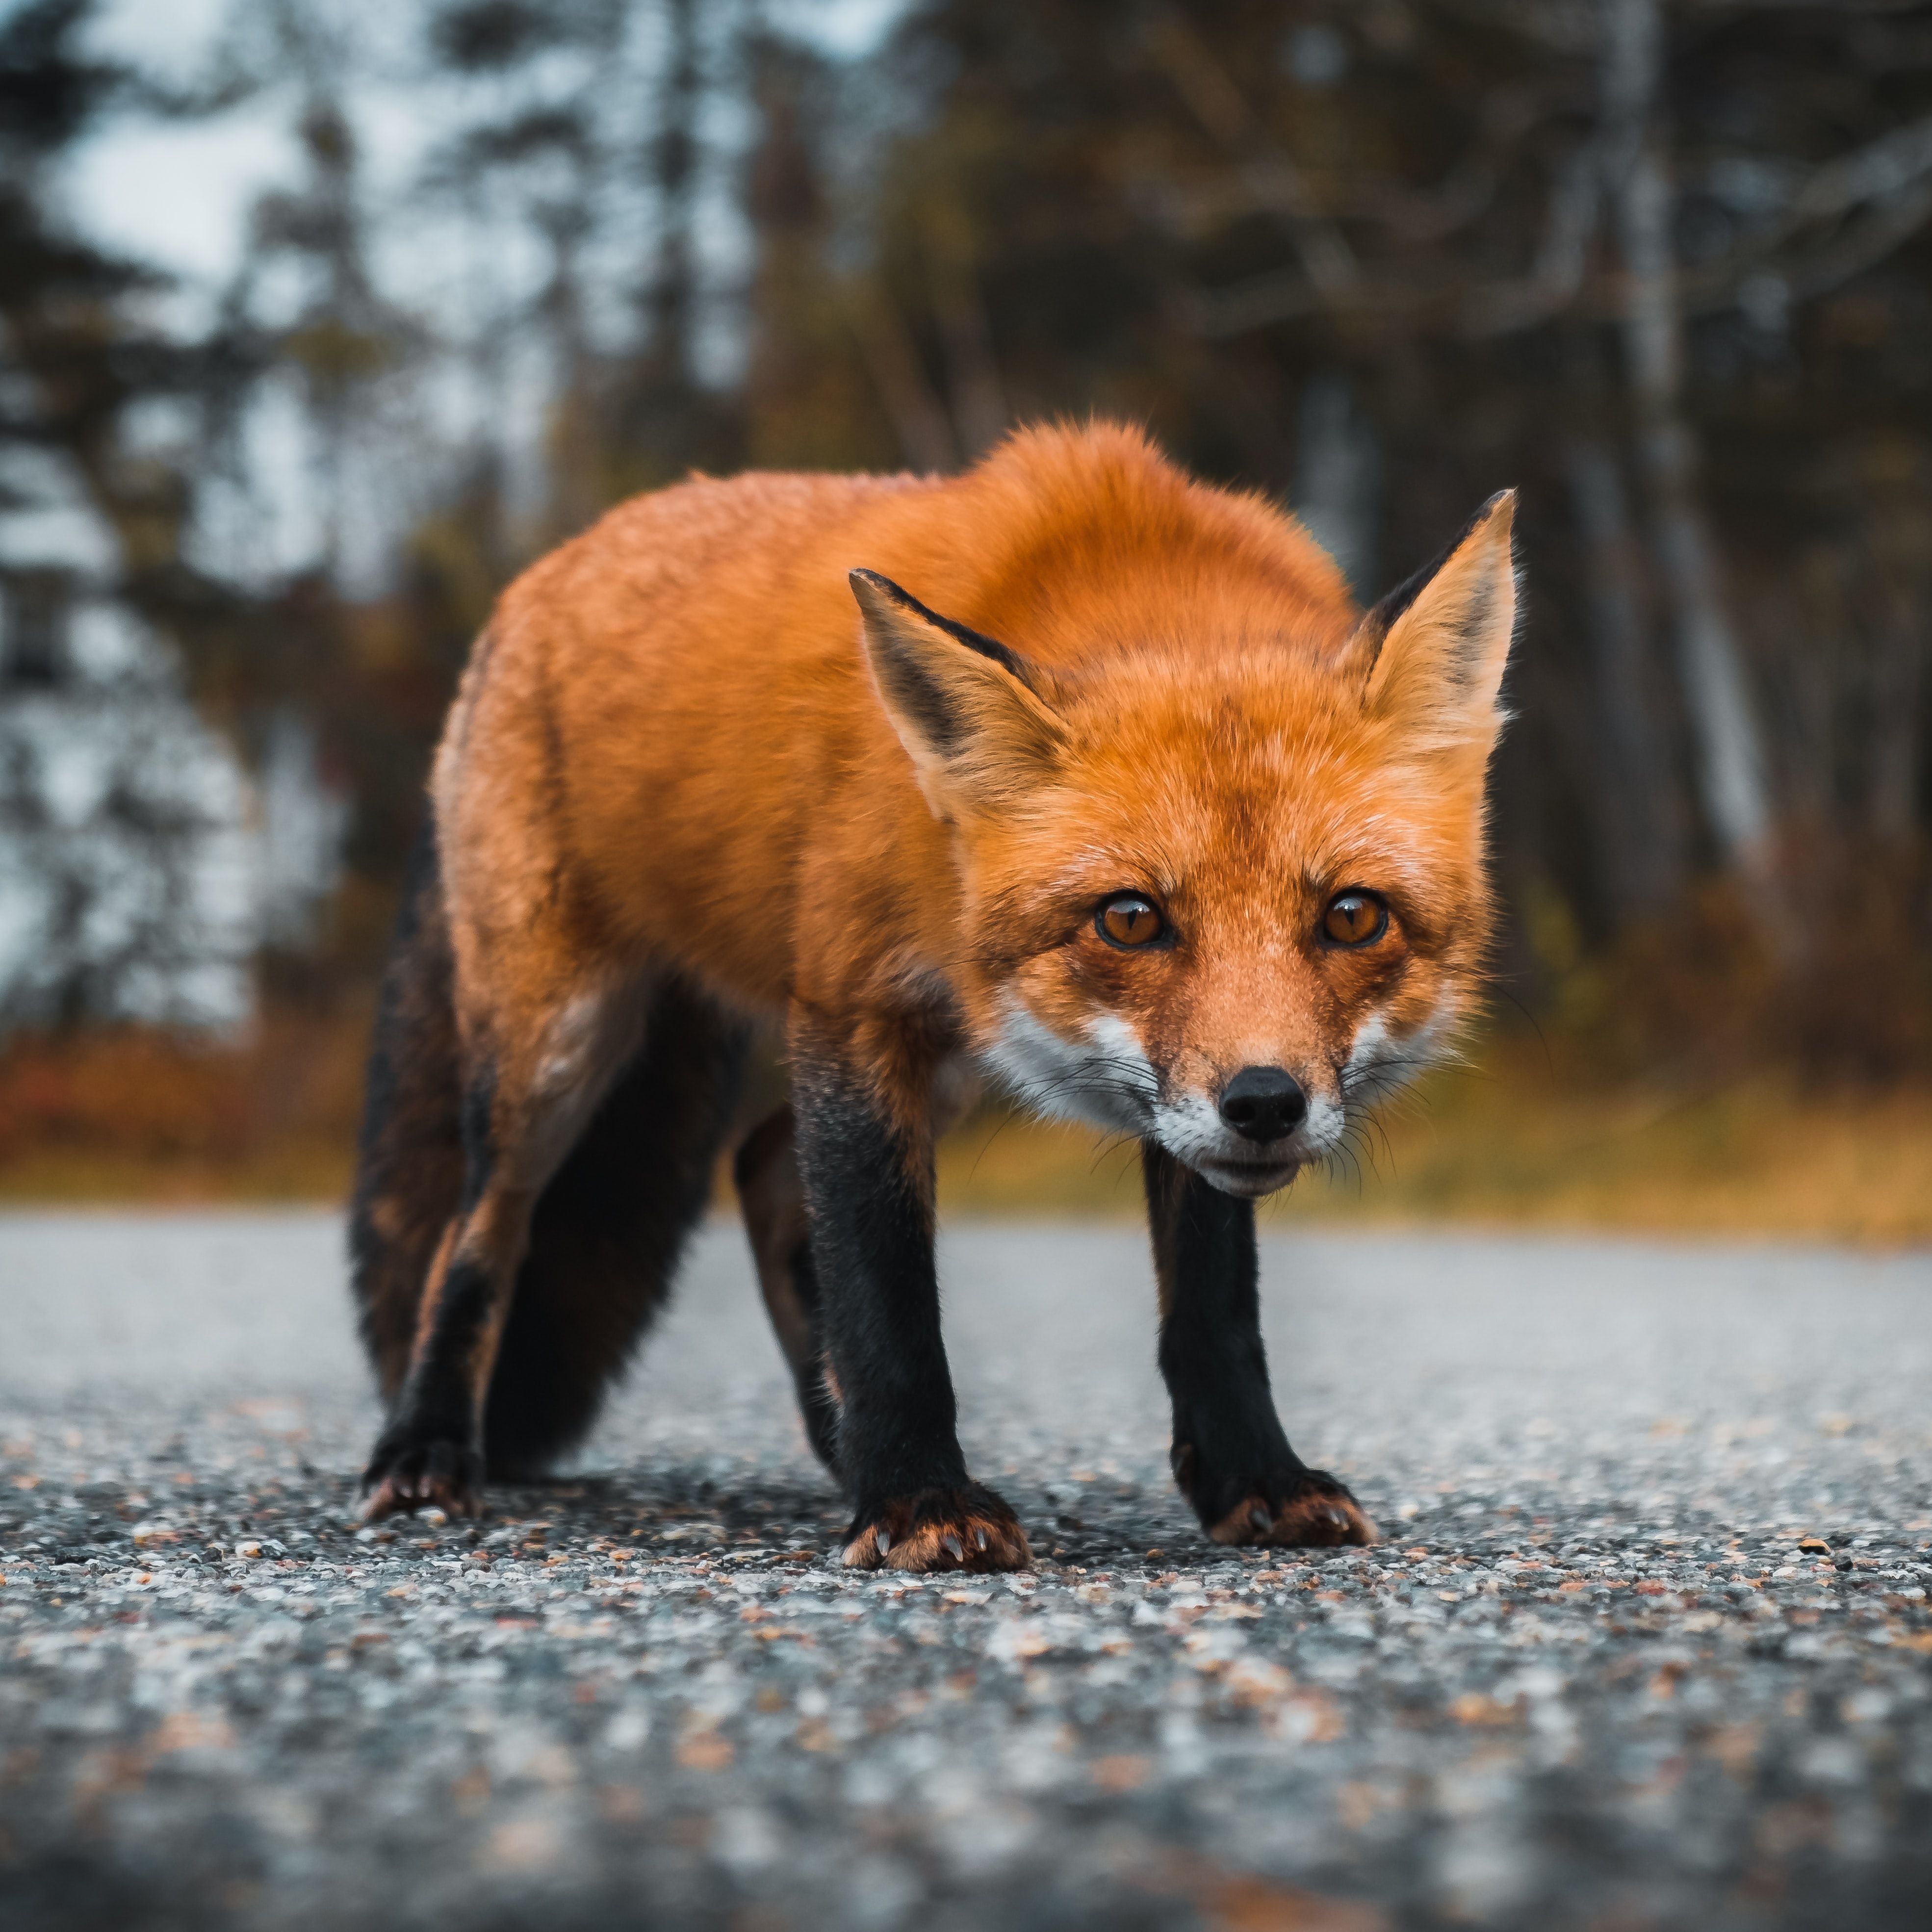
[1601,0,1777,879]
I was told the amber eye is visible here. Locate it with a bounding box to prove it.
[1098,894,1165,949]
[1322,890,1389,947]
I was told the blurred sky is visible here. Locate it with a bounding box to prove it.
[41,0,909,587]
[63,0,907,296]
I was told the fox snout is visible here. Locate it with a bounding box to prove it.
[1139,1057,1349,1200]
[1216,1066,1309,1142]
[1181,1065,1328,1200]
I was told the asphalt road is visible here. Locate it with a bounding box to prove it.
[1,1211,1929,1932]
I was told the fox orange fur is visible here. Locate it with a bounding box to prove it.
[350,421,1518,1570]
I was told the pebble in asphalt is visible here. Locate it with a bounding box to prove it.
[1,1211,1929,1931]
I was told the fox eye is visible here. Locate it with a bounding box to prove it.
[1322,890,1388,948]
[1098,894,1165,949]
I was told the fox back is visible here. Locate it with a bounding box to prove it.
[443,419,1513,1177]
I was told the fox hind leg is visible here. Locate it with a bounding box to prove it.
[360,965,656,1521]
[349,822,466,1406]
[734,1104,840,1468]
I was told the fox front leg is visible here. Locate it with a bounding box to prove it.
[789,1018,1031,1573]
[1143,1144,1375,1548]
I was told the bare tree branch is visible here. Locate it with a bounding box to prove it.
[850,297,957,474]
[1149,9,1360,303]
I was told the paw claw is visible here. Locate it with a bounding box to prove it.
[1203,1470,1376,1549]
[843,1485,1031,1574]
[360,1434,485,1523]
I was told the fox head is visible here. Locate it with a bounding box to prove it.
[850,487,1517,1199]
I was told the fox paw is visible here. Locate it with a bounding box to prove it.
[361,1435,486,1522]
[842,1484,1032,1573]
[1202,1469,1376,1548]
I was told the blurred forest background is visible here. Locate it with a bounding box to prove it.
[2,0,1930,1235]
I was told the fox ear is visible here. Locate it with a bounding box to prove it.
[1353,490,1518,747]
[850,569,1062,815]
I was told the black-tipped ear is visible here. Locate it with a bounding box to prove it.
[1349,490,1519,746]
[850,569,1061,814]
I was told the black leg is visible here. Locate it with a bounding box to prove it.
[790,1030,1031,1572]
[361,1069,516,1520]
[1144,1143,1374,1547]
[361,1247,493,1516]
[734,1105,840,1468]
[773,1237,842,1468]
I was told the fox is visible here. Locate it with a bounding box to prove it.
[349,420,1518,1572]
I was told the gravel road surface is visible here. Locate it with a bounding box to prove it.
[2,1211,1929,1931]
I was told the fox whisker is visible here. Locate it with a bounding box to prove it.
[1087,1133,1144,1184]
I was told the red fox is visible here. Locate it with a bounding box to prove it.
[351,421,1517,1571]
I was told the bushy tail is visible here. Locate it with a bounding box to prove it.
[482,976,747,1475]
[348,821,750,1474]
[349,821,465,1399]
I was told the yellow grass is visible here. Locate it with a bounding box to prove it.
[0,1139,356,1206]
[937,1045,1932,1245]
[1,1027,1927,1244]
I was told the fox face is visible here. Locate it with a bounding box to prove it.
[853,490,1517,1197]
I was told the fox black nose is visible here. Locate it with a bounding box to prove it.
[1217,1066,1308,1142]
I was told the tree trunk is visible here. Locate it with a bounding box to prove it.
[1564,437,1686,918]
[1869,595,1926,842]
[648,0,701,383]
[1601,0,1777,885]
[1293,372,1379,599]
[854,300,958,473]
